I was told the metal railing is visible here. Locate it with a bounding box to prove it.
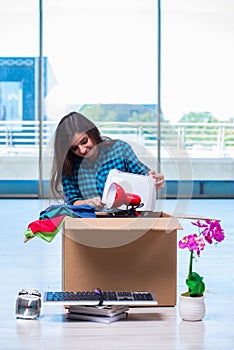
[0,120,233,158]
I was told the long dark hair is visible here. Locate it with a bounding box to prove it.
[50,111,107,199]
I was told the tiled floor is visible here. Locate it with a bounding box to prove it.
[0,198,233,349]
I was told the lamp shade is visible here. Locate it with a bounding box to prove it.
[105,182,141,209]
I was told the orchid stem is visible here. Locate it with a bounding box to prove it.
[188,250,193,279]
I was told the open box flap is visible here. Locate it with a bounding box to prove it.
[167,212,213,221]
[63,212,182,248]
[64,212,183,231]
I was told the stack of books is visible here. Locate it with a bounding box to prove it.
[66,304,129,324]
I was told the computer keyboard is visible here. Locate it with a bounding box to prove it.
[43,291,158,306]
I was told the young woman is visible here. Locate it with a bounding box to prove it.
[50,111,164,210]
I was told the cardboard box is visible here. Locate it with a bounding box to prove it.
[62,212,182,306]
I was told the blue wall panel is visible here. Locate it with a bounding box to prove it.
[0,180,233,198]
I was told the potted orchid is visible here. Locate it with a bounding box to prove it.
[178,218,225,321]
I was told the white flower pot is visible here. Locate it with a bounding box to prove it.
[178,294,206,321]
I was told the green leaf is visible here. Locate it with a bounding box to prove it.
[186,272,205,296]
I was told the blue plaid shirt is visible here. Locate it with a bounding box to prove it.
[62,139,150,204]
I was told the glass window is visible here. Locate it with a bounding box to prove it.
[0,1,39,196]
[161,0,234,191]
[1,0,233,199]
[42,0,158,198]
[0,0,158,197]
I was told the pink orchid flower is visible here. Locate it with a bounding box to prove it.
[192,219,225,244]
[179,233,205,256]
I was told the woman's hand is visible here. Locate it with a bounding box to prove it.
[85,196,103,210]
[148,170,165,190]
[73,197,103,210]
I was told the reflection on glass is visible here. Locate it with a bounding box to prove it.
[0,82,23,121]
